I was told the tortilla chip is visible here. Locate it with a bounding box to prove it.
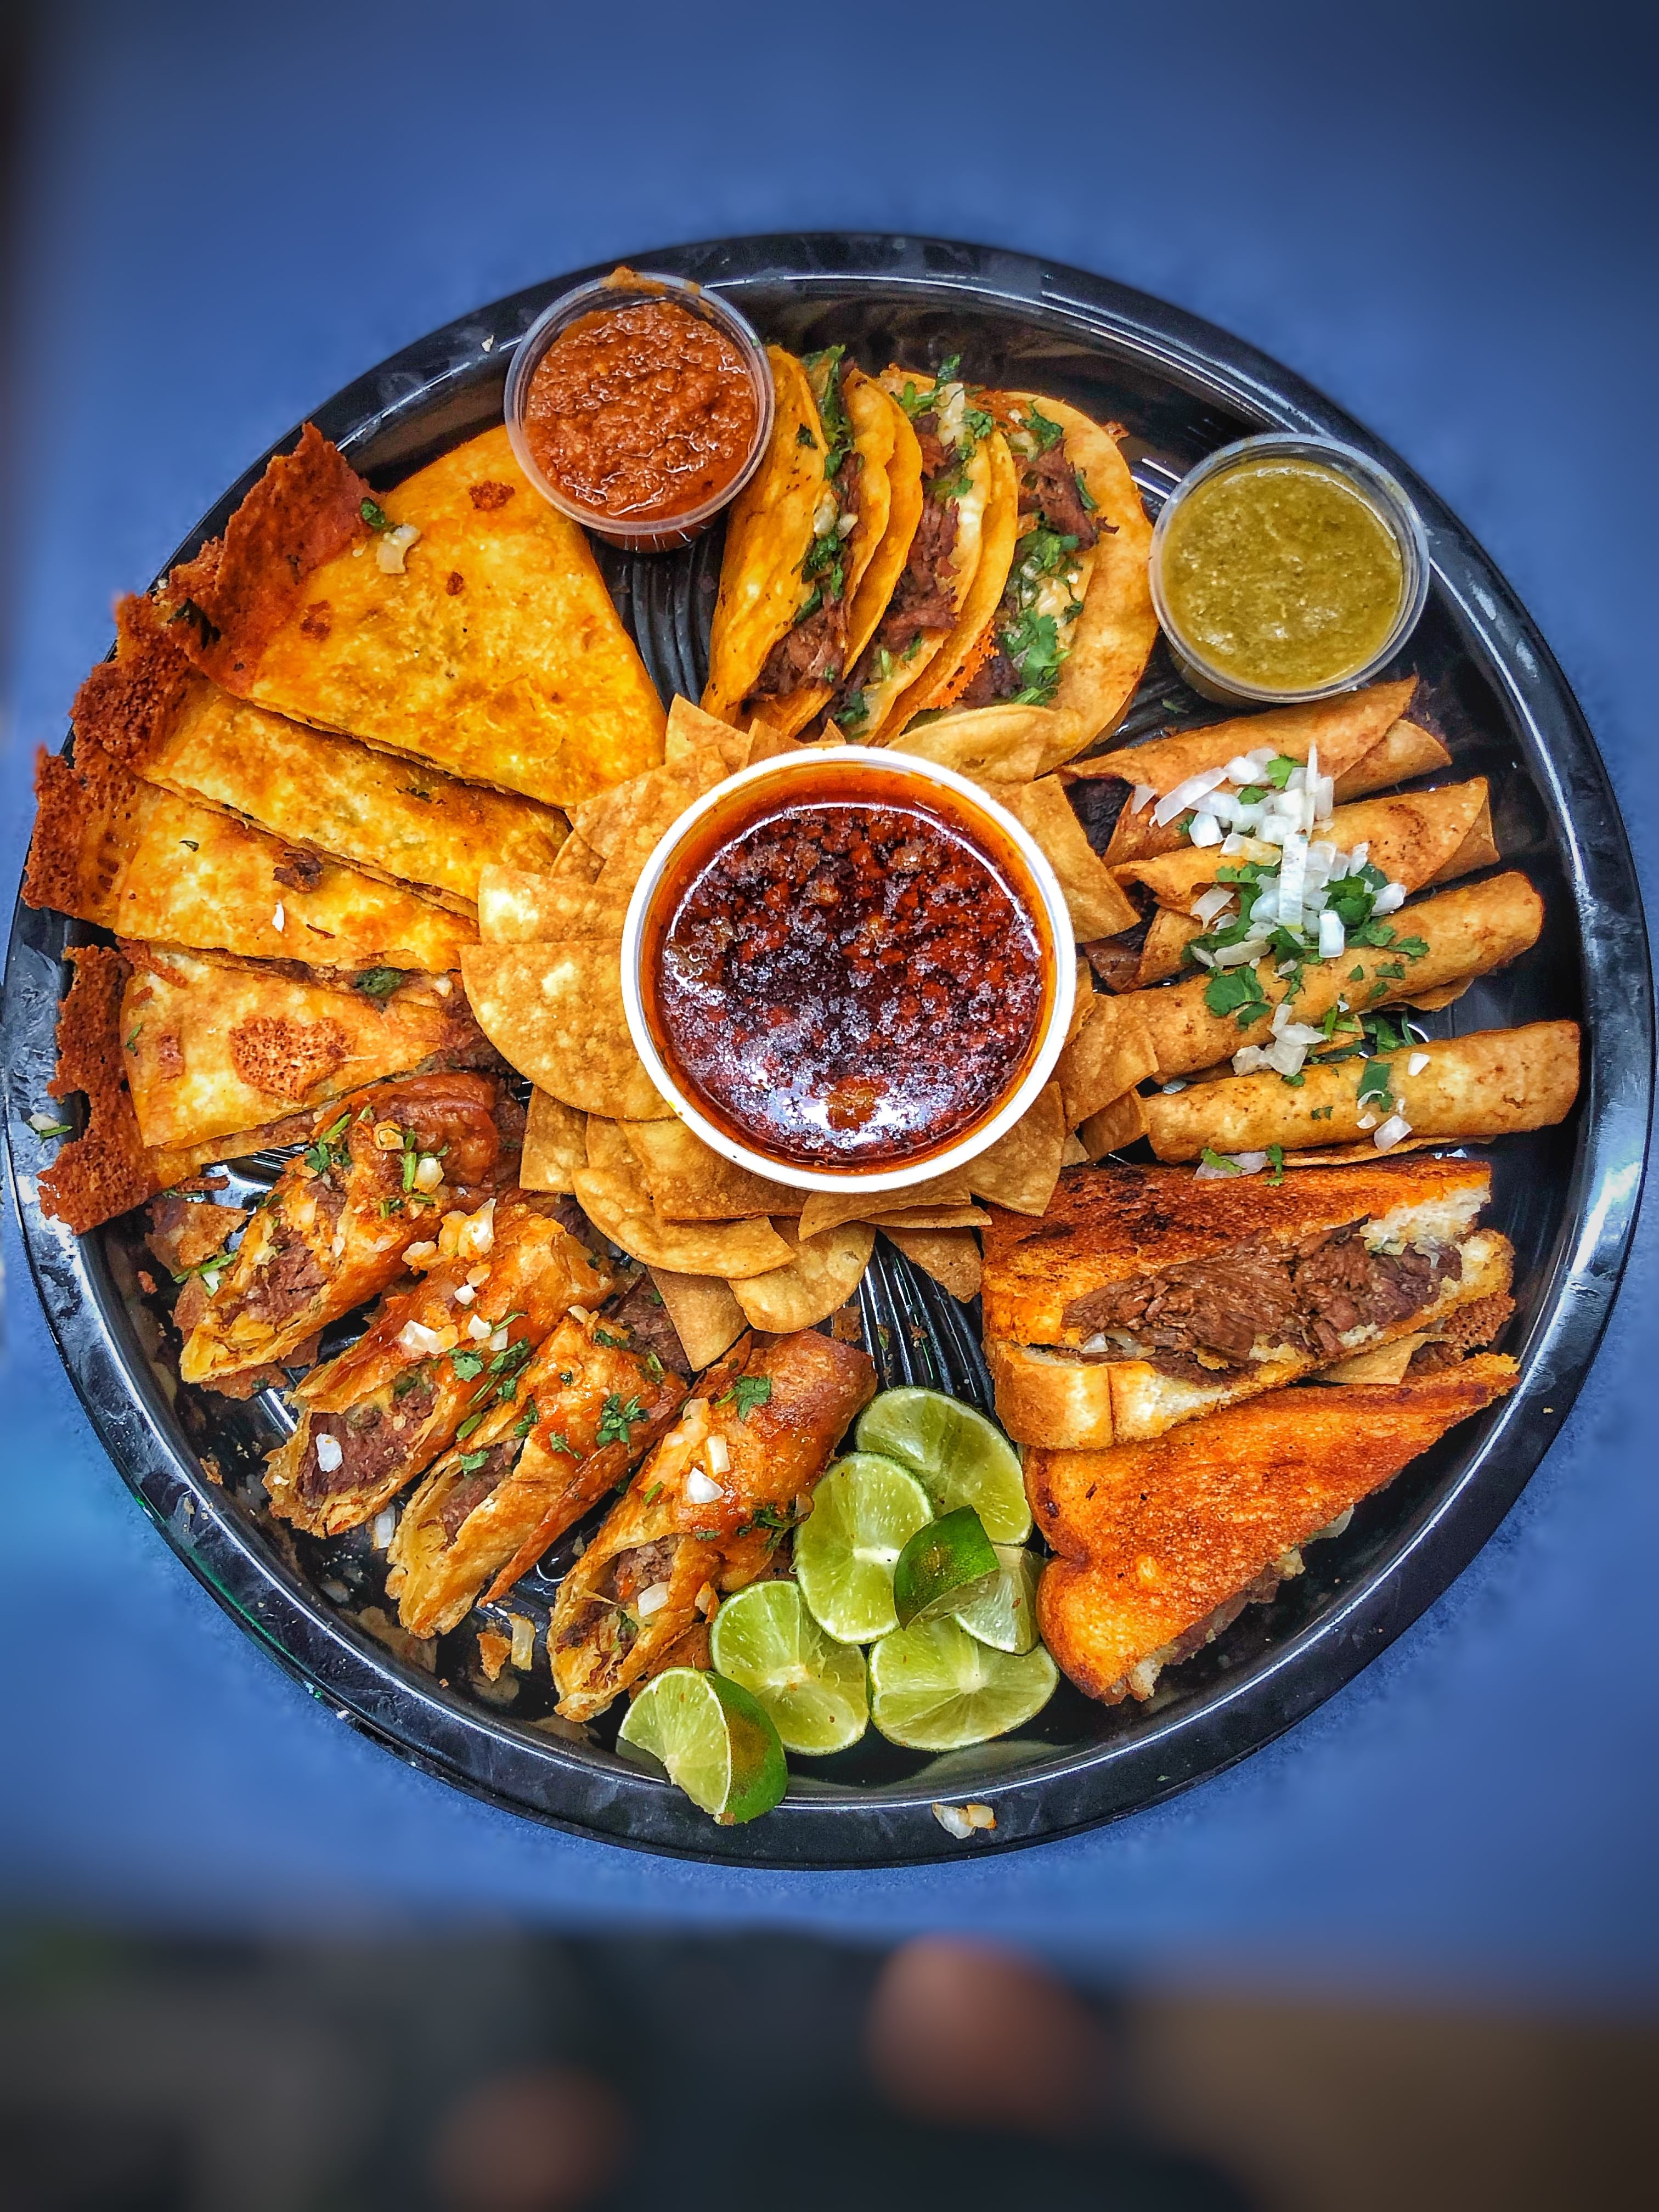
[732,1220,876,1330]
[165,424,665,804]
[565,738,748,890]
[1076,1088,1150,1158]
[477,863,629,945]
[887,428,1020,731]
[1056,996,1158,1126]
[1144,1021,1581,1160]
[964,1082,1067,1214]
[797,1172,975,1242]
[882,1225,983,1302]
[1404,977,1474,1012]
[862,1204,988,1231]
[1134,908,1202,987]
[663,695,747,761]
[520,1091,587,1193]
[619,1115,809,1220]
[702,349,827,721]
[26,743,471,972]
[460,942,671,1121]
[573,1168,793,1276]
[77,595,567,914]
[890,703,1056,785]
[647,1267,748,1368]
[552,834,605,883]
[1011,398,1157,764]
[994,777,1138,939]
[583,1115,635,1176]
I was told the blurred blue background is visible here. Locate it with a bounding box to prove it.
[2,0,1656,2045]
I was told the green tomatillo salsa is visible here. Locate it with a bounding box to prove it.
[1160,456,1404,693]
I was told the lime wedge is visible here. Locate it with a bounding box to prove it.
[794,1453,933,1644]
[953,1544,1043,1655]
[616,1668,787,1824]
[868,1618,1057,1752]
[854,1387,1031,1544]
[710,1581,868,1756]
[892,1506,1001,1628]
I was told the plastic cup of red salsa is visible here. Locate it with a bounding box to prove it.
[504,268,775,553]
[620,748,1076,1198]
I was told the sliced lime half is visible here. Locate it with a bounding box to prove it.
[868,1617,1057,1752]
[854,1387,1031,1545]
[953,1544,1044,1655]
[892,1506,1001,1629]
[616,1668,787,1824]
[793,1453,933,1644]
[710,1581,868,1756]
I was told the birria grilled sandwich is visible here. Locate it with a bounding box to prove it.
[982,1158,1514,1449]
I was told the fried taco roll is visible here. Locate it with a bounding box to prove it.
[731,351,923,737]
[1132,870,1543,1081]
[388,1311,688,1637]
[1144,1020,1581,1162]
[823,362,1017,743]
[264,1194,617,1536]
[953,394,1156,753]
[981,1157,1515,1448]
[178,1073,506,1390]
[1029,1354,1518,1705]
[550,1329,877,1721]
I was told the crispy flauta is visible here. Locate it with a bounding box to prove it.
[550,1329,876,1720]
[982,1158,1514,1447]
[75,594,566,912]
[388,1311,687,1638]
[1031,1354,1518,1704]
[26,743,471,971]
[264,1195,616,1537]
[179,1074,507,1389]
[164,423,664,804]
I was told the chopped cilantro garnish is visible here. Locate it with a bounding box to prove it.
[643,1481,663,1504]
[643,1351,665,1382]
[1310,1104,1335,1121]
[1002,607,1068,706]
[513,1400,539,1440]
[1357,1059,1396,1111]
[360,496,390,531]
[125,1026,142,1052]
[1200,1148,1244,1175]
[1263,755,1298,789]
[596,1393,647,1448]
[28,1116,73,1141]
[1265,1144,1285,1186]
[354,967,404,1000]
[392,1367,427,1398]
[1392,936,1429,961]
[455,1409,486,1441]
[594,1326,628,1348]
[718,1374,774,1421]
[1203,967,1270,1026]
[454,1448,489,1475]
[1348,965,1367,983]
[544,1430,576,1458]
[1022,401,1065,453]
[180,837,199,851]
[302,1111,352,1177]
[795,424,816,448]
[450,1349,485,1380]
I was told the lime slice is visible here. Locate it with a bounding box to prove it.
[616,1668,787,1824]
[953,1544,1043,1655]
[794,1453,933,1644]
[868,1618,1057,1752]
[855,1388,1031,1545]
[892,1506,1001,1629]
[710,1581,868,1756]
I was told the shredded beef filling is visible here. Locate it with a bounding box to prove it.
[602,1274,686,1378]
[298,1377,436,1503]
[242,1232,328,1326]
[1062,1221,1461,1381]
[438,1440,521,1542]
[602,1537,679,1607]
[959,431,1110,709]
[749,452,861,700]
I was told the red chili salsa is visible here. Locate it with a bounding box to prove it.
[646,768,1049,1169]
[522,297,759,523]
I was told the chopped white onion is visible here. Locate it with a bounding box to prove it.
[402,1240,438,1266]
[467,1314,492,1341]
[1407,1052,1431,1077]
[686,1469,725,1505]
[1212,936,1267,968]
[1130,783,1156,815]
[1319,910,1347,959]
[371,1506,396,1550]
[932,1803,975,1840]
[1232,1045,1273,1075]
[456,1198,495,1260]
[314,1432,343,1474]
[1374,882,1408,914]
[1312,774,1335,820]
[488,1327,509,1353]
[413,1154,443,1192]
[1224,753,1261,783]
[377,522,421,573]
[1356,1112,1379,1131]
[272,902,285,932]
[1220,831,1250,856]
[1373,1113,1413,1152]
[1160,1079,1189,1093]
[1192,884,1236,927]
[706,1434,731,1475]
[1154,765,1231,827]
[453,1283,475,1305]
[1197,1149,1269,1181]
[508,1612,535,1670]
[398,1318,456,1357]
[965,1803,997,1831]
[1188,810,1223,848]
[1347,842,1369,870]
[1188,945,1216,967]
[636,1582,672,1619]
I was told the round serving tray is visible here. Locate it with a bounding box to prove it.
[4,234,1650,1866]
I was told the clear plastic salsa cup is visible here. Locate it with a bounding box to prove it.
[504,268,775,554]
[1149,432,1430,706]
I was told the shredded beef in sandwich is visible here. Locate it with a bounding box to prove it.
[1062,1220,1462,1384]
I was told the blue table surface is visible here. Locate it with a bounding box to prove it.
[3,0,1655,2002]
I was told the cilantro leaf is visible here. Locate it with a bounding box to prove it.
[718,1374,773,1421]
[449,1349,485,1380]
[596,1393,647,1449]
[354,966,404,1000]
[1310,1104,1335,1121]
[1357,1059,1396,1110]
[513,1400,540,1441]
[360,496,390,532]
[1265,1144,1285,1186]
[1199,1148,1243,1175]
[1203,967,1270,1026]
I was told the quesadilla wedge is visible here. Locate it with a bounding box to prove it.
[388,1310,688,1638]
[1030,1352,1518,1705]
[26,742,471,971]
[823,360,1018,742]
[162,422,665,804]
[266,1194,617,1537]
[550,1328,876,1720]
[75,594,567,914]
[178,1073,509,1390]
[954,394,1156,760]
[981,1157,1515,1447]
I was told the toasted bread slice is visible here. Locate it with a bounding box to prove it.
[983,1159,1507,1447]
[1031,1352,1518,1703]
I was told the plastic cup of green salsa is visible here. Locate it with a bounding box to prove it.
[1149,432,1430,706]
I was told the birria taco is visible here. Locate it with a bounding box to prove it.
[824,358,1019,743]
[702,347,919,735]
